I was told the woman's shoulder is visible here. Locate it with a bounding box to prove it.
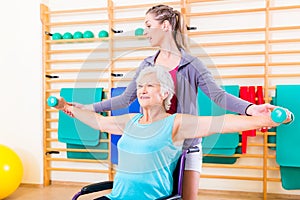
[180,49,205,68]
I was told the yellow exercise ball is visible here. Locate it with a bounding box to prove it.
[0,144,23,199]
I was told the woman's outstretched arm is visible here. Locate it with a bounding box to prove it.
[55,98,131,134]
[173,112,288,142]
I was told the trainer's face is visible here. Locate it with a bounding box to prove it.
[144,13,165,47]
[137,73,164,108]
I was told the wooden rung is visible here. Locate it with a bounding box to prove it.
[269,38,300,44]
[112,17,144,23]
[46,68,108,73]
[200,174,263,181]
[187,0,225,3]
[48,48,109,54]
[47,167,109,173]
[270,25,300,31]
[46,59,109,63]
[46,138,110,143]
[113,56,145,61]
[203,153,263,158]
[46,37,109,44]
[112,78,133,82]
[269,73,300,78]
[214,74,264,79]
[269,50,300,55]
[111,67,137,72]
[196,51,265,57]
[269,62,300,67]
[46,7,108,15]
[45,89,60,93]
[270,5,300,11]
[46,148,109,153]
[46,157,109,163]
[267,178,281,182]
[188,27,265,36]
[111,35,147,41]
[207,63,265,68]
[46,118,58,122]
[45,89,109,93]
[190,40,265,47]
[186,7,266,17]
[46,78,109,83]
[113,46,157,52]
[45,19,109,26]
[46,128,57,132]
[46,109,58,113]
[203,164,263,170]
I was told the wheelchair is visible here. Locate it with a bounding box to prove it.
[72,146,200,200]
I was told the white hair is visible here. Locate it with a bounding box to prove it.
[136,66,175,110]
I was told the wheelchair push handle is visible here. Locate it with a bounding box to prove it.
[271,107,294,124]
[47,96,58,107]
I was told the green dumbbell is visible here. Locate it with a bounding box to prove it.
[271,107,294,124]
[47,96,58,107]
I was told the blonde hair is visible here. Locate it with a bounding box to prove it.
[146,4,188,51]
[136,66,174,111]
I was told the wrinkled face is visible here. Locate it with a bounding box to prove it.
[143,13,165,47]
[137,73,164,108]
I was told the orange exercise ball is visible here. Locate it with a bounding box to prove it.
[0,144,23,199]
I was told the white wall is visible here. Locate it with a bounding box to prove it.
[0,1,43,184]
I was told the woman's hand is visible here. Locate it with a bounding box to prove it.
[54,97,68,110]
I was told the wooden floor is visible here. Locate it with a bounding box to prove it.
[6,183,300,200]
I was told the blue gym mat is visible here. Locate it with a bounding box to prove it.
[67,132,108,160]
[274,85,300,190]
[275,85,300,166]
[57,88,109,160]
[198,85,240,164]
[58,88,103,146]
[110,87,140,164]
[280,166,300,190]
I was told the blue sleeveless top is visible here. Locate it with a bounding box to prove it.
[106,113,182,200]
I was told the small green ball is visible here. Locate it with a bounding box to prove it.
[73,31,83,39]
[98,30,109,38]
[63,32,73,39]
[52,33,62,40]
[135,28,144,36]
[83,30,94,38]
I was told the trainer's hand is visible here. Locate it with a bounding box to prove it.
[246,103,276,116]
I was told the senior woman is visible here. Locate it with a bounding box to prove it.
[54,66,285,200]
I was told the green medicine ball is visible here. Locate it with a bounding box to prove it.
[63,32,73,39]
[135,28,144,36]
[52,33,62,40]
[83,30,94,38]
[98,30,109,38]
[73,31,83,39]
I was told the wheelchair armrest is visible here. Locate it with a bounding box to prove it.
[155,194,182,200]
[81,181,113,195]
